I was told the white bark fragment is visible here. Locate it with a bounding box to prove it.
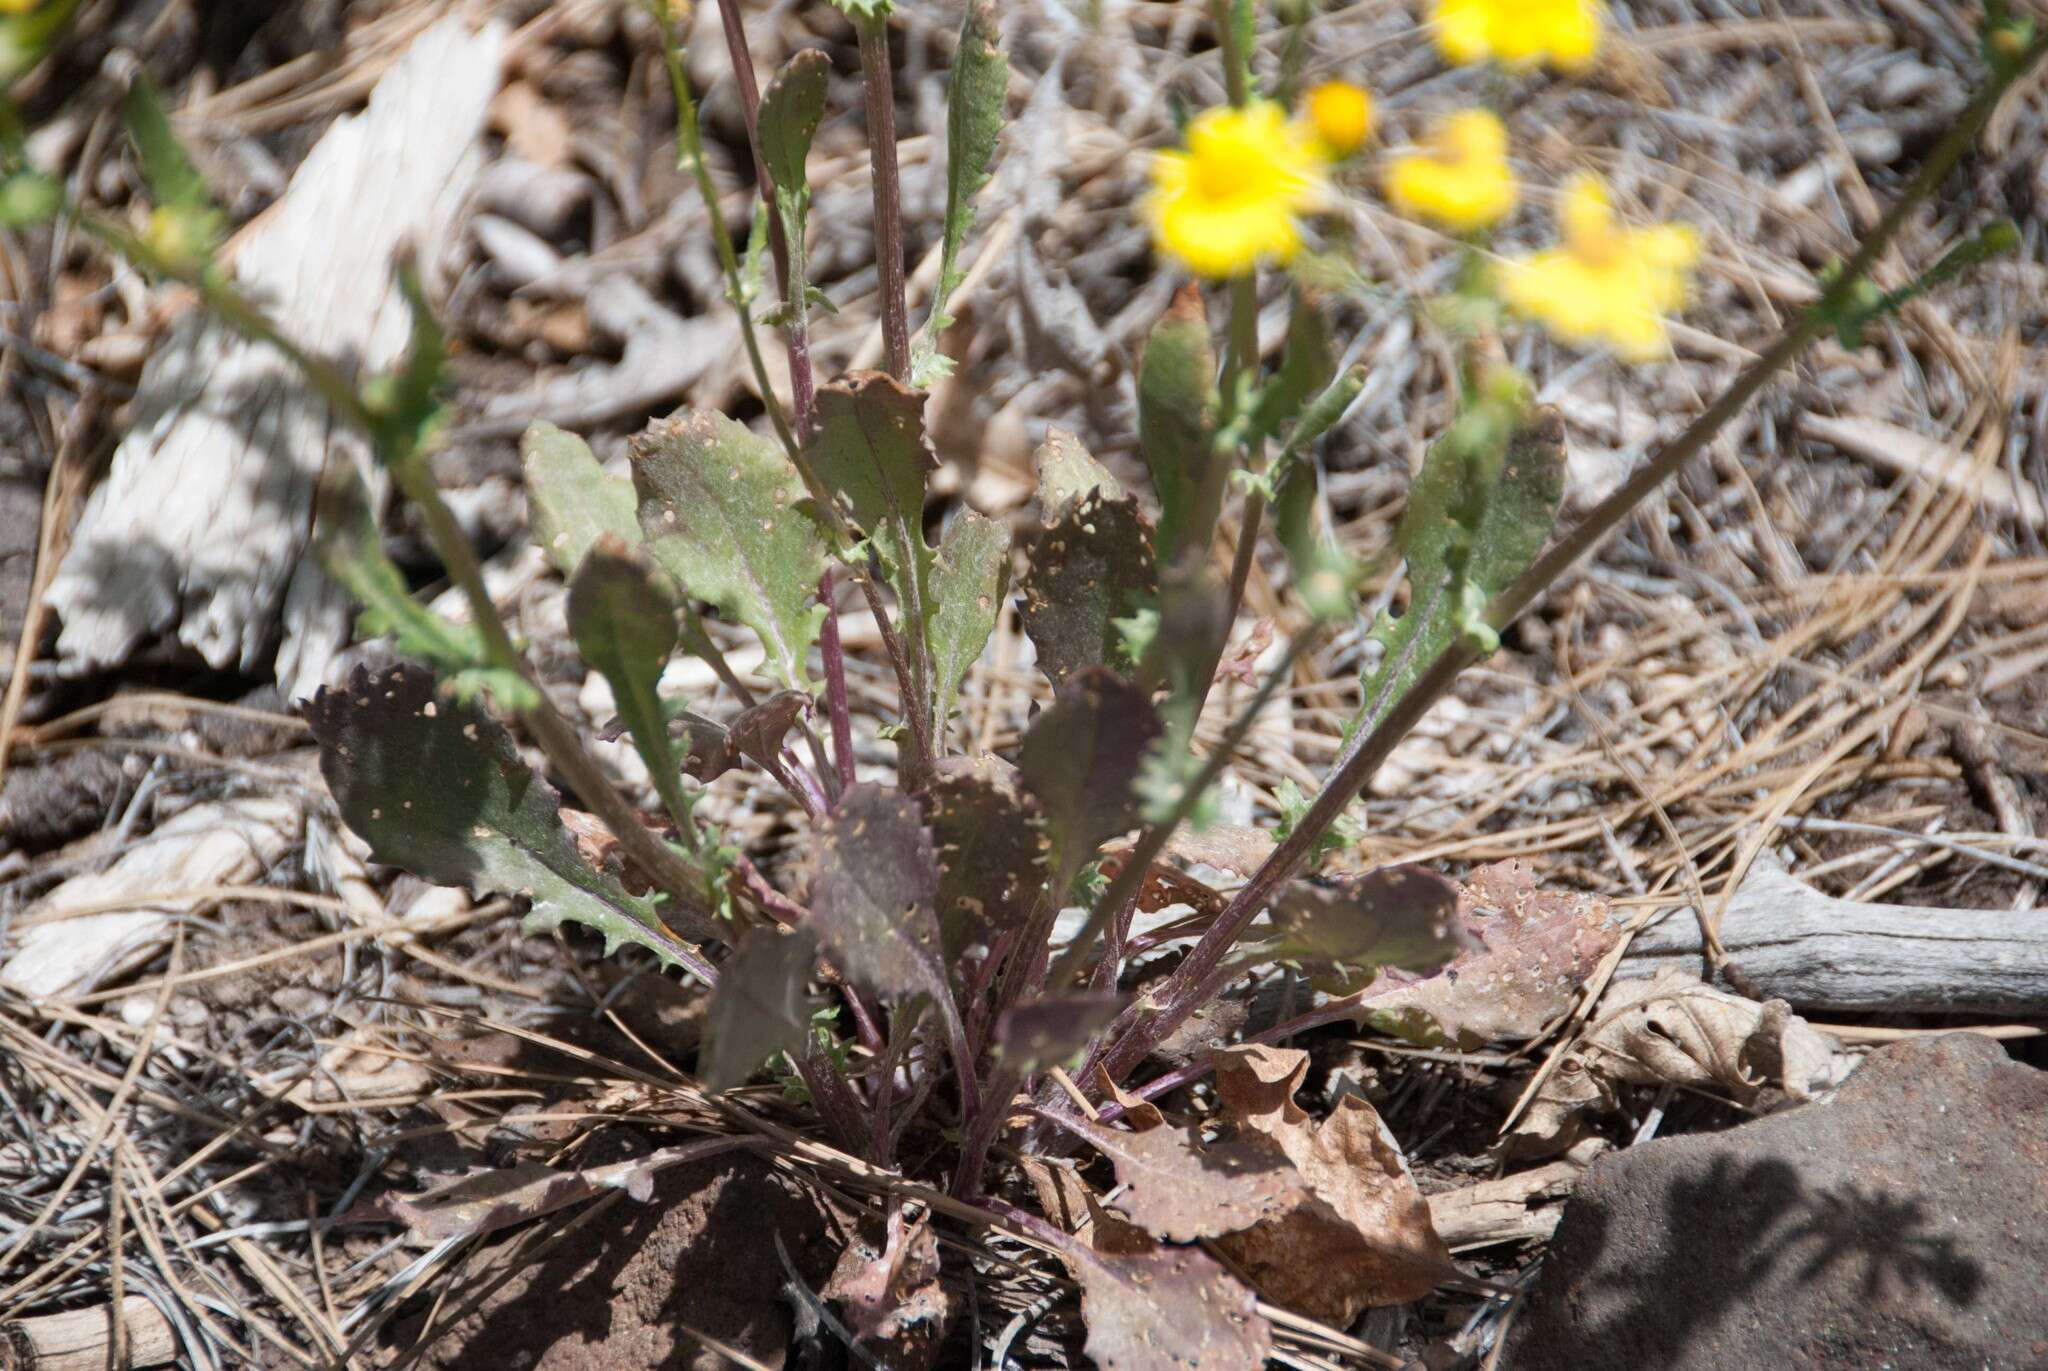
[47,17,508,699]
[1,795,301,999]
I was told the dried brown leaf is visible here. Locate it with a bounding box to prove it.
[1074,1245,1273,1371]
[1068,1117,1305,1242]
[1211,1044,1458,1324]
[1513,968,1856,1157]
[1360,859,1619,1048]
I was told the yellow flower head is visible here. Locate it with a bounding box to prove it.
[1495,173,1700,361]
[1432,0,1604,73]
[1306,81,1375,159]
[1146,100,1326,280]
[1384,109,1517,234]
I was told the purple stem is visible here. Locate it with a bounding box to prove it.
[819,569,857,797]
[854,12,911,379]
[1093,988,1380,1126]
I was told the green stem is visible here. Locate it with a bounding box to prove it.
[1086,25,2048,1090]
[657,8,802,455]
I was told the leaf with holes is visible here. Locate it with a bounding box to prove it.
[928,511,1010,732]
[1065,1118,1305,1242]
[1018,668,1162,889]
[523,421,640,579]
[924,756,1046,951]
[303,663,698,968]
[1019,490,1157,689]
[1138,284,1221,567]
[1074,1245,1272,1371]
[703,926,820,1091]
[632,409,828,692]
[1359,860,1618,1049]
[807,784,944,998]
[1034,426,1123,520]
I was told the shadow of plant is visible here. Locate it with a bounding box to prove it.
[1544,1154,1984,1371]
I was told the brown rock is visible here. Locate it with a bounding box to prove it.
[1506,1034,2048,1371]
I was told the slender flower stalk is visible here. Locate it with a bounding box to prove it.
[855,11,912,380]
[1088,24,2048,1092]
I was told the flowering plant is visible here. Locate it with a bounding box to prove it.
[18,0,2036,1361]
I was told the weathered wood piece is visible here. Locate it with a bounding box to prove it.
[0,1295,177,1370]
[46,17,505,699]
[1621,857,2048,1014]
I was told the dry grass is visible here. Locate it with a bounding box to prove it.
[0,0,2044,1365]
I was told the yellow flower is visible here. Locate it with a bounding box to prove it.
[1146,100,1326,279]
[1432,0,1604,73]
[1384,109,1517,234]
[1495,173,1700,361]
[1306,81,1374,159]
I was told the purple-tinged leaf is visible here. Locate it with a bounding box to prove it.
[1074,1245,1272,1371]
[1270,864,1468,974]
[703,927,820,1091]
[1019,489,1157,689]
[1017,667,1162,885]
[807,784,944,997]
[923,756,1047,951]
[994,991,1120,1073]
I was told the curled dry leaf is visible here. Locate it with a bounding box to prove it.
[1360,859,1619,1048]
[1211,1044,1459,1324]
[1065,1117,1306,1243]
[1513,968,1858,1157]
[823,1206,951,1350]
[1074,1245,1273,1371]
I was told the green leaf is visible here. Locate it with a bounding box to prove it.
[923,756,1047,953]
[702,927,820,1091]
[121,74,208,214]
[806,371,938,651]
[1138,283,1222,567]
[568,536,693,837]
[1272,456,1354,622]
[631,409,829,692]
[1034,427,1124,520]
[303,663,700,970]
[313,467,538,712]
[1352,401,1565,743]
[1250,293,1336,443]
[756,48,831,202]
[806,784,945,998]
[523,421,640,579]
[0,169,58,227]
[1267,865,1466,973]
[910,0,1007,387]
[1019,488,1158,689]
[1018,667,1162,890]
[829,0,894,15]
[928,511,1011,732]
